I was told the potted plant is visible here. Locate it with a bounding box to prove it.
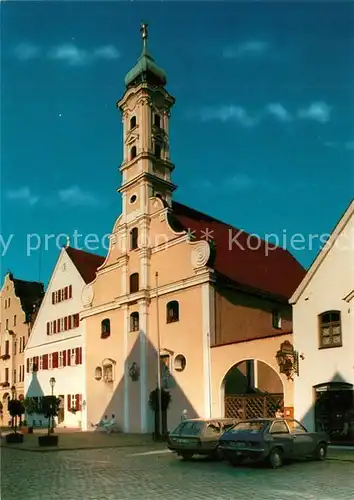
[5,399,25,443]
[148,387,171,441]
[38,396,60,447]
[23,397,39,433]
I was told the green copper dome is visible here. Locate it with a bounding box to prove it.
[124,23,167,88]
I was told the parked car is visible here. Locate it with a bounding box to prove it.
[167,417,237,460]
[219,418,330,468]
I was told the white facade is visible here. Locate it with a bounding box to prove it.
[291,201,354,433]
[24,248,88,430]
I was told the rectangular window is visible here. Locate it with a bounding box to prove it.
[272,310,281,329]
[6,319,9,329]
[39,356,43,370]
[13,369,16,384]
[71,394,76,410]
[19,337,22,353]
[29,358,34,372]
[14,315,16,327]
[70,348,76,365]
[59,351,64,368]
[14,341,17,355]
[319,311,342,348]
[5,340,9,355]
[48,354,53,370]
[5,368,9,382]
[60,318,65,332]
[23,336,26,349]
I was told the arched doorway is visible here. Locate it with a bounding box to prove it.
[222,359,284,419]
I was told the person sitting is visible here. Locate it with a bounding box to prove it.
[103,414,116,434]
[91,415,108,428]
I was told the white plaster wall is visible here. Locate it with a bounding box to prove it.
[24,249,87,429]
[293,214,354,431]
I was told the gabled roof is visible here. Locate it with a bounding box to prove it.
[290,199,354,304]
[65,247,105,284]
[169,202,306,301]
[8,274,44,322]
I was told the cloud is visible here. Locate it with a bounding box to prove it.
[198,105,259,127]
[6,187,39,206]
[58,186,101,207]
[13,42,40,61]
[223,39,270,59]
[298,101,331,123]
[48,43,120,65]
[266,103,292,122]
[225,173,255,190]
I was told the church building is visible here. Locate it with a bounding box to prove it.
[82,25,306,433]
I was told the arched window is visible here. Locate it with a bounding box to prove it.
[130,312,139,332]
[130,227,138,250]
[319,311,341,348]
[130,116,136,129]
[174,354,186,372]
[130,146,137,160]
[101,319,110,339]
[272,310,281,329]
[129,273,139,294]
[166,300,179,323]
[154,143,161,158]
[154,114,161,128]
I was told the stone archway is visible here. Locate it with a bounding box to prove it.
[221,359,284,419]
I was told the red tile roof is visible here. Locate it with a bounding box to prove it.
[170,202,306,301]
[66,247,105,284]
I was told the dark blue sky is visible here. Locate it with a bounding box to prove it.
[1,1,353,285]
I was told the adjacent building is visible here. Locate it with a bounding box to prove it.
[81,25,306,433]
[291,200,354,443]
[24,245,104,430]
[0,273,44,426]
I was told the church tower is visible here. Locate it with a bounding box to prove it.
[117,23,176,220]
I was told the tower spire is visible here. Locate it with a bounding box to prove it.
[140,22,148,54]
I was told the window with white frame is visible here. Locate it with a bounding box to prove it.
[59,351,64,368]
[71,394,77,411]
[39,356,43,370]
[70,349,76,365]
[48,354,53,370]
[29,358,34,372]
[59,318,64,332]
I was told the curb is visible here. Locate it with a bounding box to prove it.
[1,442,165,453]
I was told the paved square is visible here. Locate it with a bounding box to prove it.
[1,446,353,499]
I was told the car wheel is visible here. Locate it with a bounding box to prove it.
[228,454,243,466]
[314,443,327,461]
[269,447,283,468]
[180,452,193,460]
[211,446,223,461]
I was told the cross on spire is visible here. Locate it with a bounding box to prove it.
[140,22,148,52]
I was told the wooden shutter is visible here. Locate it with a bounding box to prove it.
[57,319,60,332]
[75,347,79,365]
[67,395,71,411]
[79,394,82,411]
[67,349,71,366]
[64,316,68,330]
[46,322,50,335]
[43,354,48,370]
[64,287,68,300]
[26,358,29,373]
[79,347,82,365]
[75,394,80,411]
[52,292,55,304]
[69,285,72,298]
[53,352,59,369]
[63,350,67,367]
[68,315,72,329]
[53,320,57,334]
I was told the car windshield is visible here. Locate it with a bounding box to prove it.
[172,421,205,436]
[230,421,266,433]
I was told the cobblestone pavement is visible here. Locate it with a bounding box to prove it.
[1,446,353,500]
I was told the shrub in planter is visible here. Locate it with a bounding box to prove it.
[8,399,25,434]
[148,387,171,440]
[5,432,24,444]
[37,396,60,446]
[23,397,40,433]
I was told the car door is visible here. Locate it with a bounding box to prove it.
[286,419,315,457]
[269,420,293,457]
[200,422,222,452]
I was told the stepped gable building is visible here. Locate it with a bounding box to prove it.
[81,24,306,433]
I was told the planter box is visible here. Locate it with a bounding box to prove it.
[38,435,58,447]
[5,432,24,444]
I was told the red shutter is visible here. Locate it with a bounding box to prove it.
[79,347,82,365]
[75,394,80,411]
[53,320,57,334]
[68,315,72,330]
[57,319,60,332]
[64,316,68,330]
[75,313,79,327]
[67,349,71,366]
[69,285,72,298]
[46,322,50,335]
[43,354,48,370]
[64,287,68,300]
[63,350,67,367]
[67,395,71,411]
[26,359,29,373]
[52,292,55,304]
[53,352,58,369]
[58,290,61,303]
[75,347,79,365]
[79,394,82,411]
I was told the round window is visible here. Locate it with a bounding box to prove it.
[129,194,137,204]
[174,354,186,372]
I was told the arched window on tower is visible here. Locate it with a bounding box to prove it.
[130,116,137,129]
[130,146,137,160]
[154,143,161,158]
[130,312,139,332]
[129,273,139,294]
[154,114,161,128]
[101,319,111,339]
[166,301,179,323]
[130,227,138,250]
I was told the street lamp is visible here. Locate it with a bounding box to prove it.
[49,377,56,433]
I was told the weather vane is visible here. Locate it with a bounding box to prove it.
[140,22,148,50]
